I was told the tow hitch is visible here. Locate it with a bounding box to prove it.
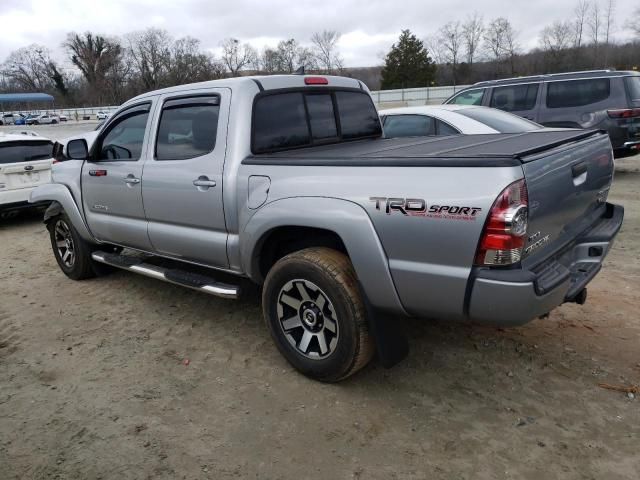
[567,288,588,305]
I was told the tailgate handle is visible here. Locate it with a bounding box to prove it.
[572,162,588,178]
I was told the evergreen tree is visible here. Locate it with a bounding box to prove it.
[381,30,437,89]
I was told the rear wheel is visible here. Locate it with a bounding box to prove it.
[51,119,58,124]
[263,247,374,382]
[48,214,97,280]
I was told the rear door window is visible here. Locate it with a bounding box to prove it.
[490,84,539,112]
[0,141,53,164]
[546,78,611,108]
[449,89,485,105]
[156,96,220,160]
[252,90,381,153]
[383,115,435,138]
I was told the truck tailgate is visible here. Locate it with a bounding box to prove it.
[519,131,614,267]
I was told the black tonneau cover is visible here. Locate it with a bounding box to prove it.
[244,129,605,167]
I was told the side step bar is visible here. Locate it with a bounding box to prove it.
[91,251,239,299]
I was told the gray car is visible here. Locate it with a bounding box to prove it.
[30,74,623,381]
[445,70,640,157]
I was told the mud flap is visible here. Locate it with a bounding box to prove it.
[360,285,409,368]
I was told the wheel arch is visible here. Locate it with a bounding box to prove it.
[241,196,407,315]
[30,183,94,241]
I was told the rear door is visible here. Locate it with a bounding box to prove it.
[538,77,612,127]
[489,83,541,122]
[81,101,154,250]
[0,140,53,200]
[141,89,229,267]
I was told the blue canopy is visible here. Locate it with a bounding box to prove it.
[0,93,54,104]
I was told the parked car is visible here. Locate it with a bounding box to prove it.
[13,114,27,126]
[0,132,54,219]
[30,75,623,381]
[26,113,59,125]
[59,114,68,122]
[445,69,640,157]
[380,105,544,138]
[1,113,17,125]
[96,111,110,120]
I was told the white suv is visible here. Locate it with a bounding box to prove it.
[0,132,54,218]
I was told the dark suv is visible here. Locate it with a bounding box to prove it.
[445,70,640,157]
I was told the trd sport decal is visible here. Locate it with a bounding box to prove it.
[369,197,482,221]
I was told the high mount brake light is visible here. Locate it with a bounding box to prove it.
[607,108,640,119]
[304,77,329,85]
[475,179,529,266]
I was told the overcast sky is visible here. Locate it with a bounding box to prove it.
[0,0,637,70]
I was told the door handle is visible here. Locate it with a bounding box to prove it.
[123,175,140,185]
[193,176,216,189]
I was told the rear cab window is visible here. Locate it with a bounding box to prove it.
[490,83,539,112]
[252,89,381,154]
[448,88,485,106]
[546,78,611,108]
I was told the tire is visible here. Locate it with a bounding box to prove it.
[262,247,374,382]
[52,119,58,124]
[33,121,39,125]
[48,213,97,280]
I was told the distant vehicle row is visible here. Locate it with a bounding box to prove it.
[445,69,640,157]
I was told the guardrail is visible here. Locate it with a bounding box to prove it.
[370,85,471,107]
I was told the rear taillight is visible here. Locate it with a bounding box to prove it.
[475,179,529,266]
[607,108,640,119]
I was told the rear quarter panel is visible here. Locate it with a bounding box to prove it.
[238,162,523,319]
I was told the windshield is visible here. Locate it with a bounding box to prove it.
[625,76,640,102]
[456,107,543,133]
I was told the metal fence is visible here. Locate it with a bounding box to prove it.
[370,85,471,107]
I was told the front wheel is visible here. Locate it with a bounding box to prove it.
[48,214,97,280]
[262,247,375,382]
[51,119,58,124]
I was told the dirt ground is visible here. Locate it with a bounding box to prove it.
[1,145,639,479]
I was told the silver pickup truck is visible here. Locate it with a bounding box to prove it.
[31,75,624,381]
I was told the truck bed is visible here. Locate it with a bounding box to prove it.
[244,129,604,167]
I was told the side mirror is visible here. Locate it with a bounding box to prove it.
[67,139,89,160]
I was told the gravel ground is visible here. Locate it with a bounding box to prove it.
[1,124,639,479]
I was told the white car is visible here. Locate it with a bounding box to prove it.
[0,132,54,219]
[379,105,544,138]
[96,111,110,120]
[26,113,60,125]
[59,114,68,122]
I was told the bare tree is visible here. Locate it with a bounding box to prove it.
[625,7,640,39]
[439,21,463,85]
[424,35,446,65]
[603,0,616,64]
[541,20,574,70]
[311,30,344,74]
[260,47,280,73]
[168,37,224,84]
[462,12,484,66]
[483,18,518,75]
[1,45,56,91]
[220,38,258,76]
[574,0,590,47]
[588,1,602,47]
[127,28,172,90]
[64,32,122,90]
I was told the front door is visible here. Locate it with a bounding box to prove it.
[141,89,229,267]
[82,102,154,250]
